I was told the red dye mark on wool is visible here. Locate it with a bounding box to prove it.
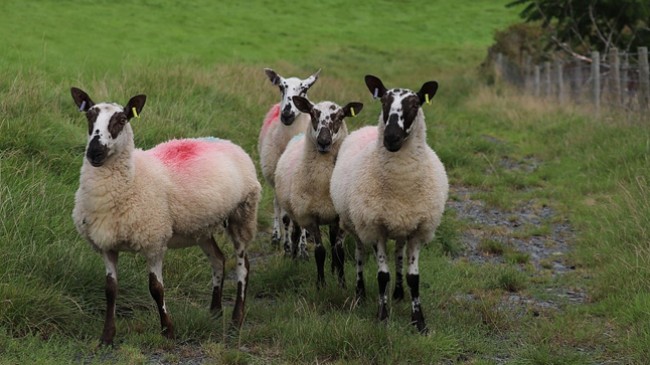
[259,103,281,140]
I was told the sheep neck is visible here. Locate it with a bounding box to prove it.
[80,138,137,207]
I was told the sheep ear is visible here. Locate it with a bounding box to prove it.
[265,68,281,85]
[342,102,363,118]
[364,75,387,99]
[125,95,146,121]
[303,69,320,88]
[292,96,313,114]
[71,87,95,112]
[417,81,439,106]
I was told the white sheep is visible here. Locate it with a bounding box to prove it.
[330,75,448,333]
[258,68,320,255]
[274,96,363,286]
[70,87,261,346]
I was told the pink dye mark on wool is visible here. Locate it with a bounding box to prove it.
[150,138,232,170]
[260,103,281,140]
[355,126,378,146]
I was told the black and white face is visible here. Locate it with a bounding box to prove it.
[265,68,320,125]
[71,87,146,167]
[379,89,421,152]
[293,96,363,153]
[364,75,438,152]
[83,103,129,167]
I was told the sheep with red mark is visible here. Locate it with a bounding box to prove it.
[330,76,448,333]
[274,96,362,287]
[258,68,320,255]
[70,87,261,346]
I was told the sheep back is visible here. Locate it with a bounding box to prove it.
[258,104,309,187]
[73,137,260,253]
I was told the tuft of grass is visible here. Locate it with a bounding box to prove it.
[486,266,528,293]
[505,250,531,265]
[478,239,506,255]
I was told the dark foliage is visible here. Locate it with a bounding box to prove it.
[507,0,650,54]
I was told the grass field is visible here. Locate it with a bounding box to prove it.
[2,0,650,364]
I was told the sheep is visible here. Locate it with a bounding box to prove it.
[258,68,320,256]
[70,87,261,346]
[330,75,448,333]
[274,96,363,286]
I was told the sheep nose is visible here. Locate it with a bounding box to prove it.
[86,136,108,166]
[383,122,404,152]
[280,111,295,125]
[317,129,332,153]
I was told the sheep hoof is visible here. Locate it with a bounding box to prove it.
[411,311,428,335]
[161,327,175,340]
[355,284,366,301]
[271,235,281,247]
[210,308,223,319]
[316,275,325,289]
[298,250,309,261]
[377,304,389,321]
[392,285,405,301]
[97,338,114,348]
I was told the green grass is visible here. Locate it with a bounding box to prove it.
[2,0,650,363]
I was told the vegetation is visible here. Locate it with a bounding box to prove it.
[507,0,650,55]
[1,0,650,363]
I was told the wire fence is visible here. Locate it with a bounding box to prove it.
[493,47,650,121]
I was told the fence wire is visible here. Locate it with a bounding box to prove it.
[493,48,650,119]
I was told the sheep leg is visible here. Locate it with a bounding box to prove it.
[406,240,428,334]
[198,236,226,317]
[309,223,326,288]
[282,213,292,255]
[271,196,282,247]
[376,239,390,322]
[99,250,118,346]
[225,190,257,329]
[297,228,309,260]
[289,221,302,259]
[393,239,406,301]
[231,247,250,329]
[354,239,366,300]
[147,253,175,340]
[329,222,346,288]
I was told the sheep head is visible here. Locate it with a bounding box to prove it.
[71,87,146,167]
[265,68,320,125]
[364,75,438,152]
[293,96,362,154]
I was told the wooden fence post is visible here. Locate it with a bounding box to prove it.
[556,60,565,104]
[544,61,552,98]
[523,51,531,92]
[591,51,600,114]
[575,61,584,101]
[534,65,541,97]
[609,48,621,106]
[638,47,649,111]
[622,52,629,106]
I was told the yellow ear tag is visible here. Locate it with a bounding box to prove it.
[351,107,356,117]
[425,94,431,105]
[132,107,140,120]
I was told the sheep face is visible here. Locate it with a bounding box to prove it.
[71,88,146,167]
[265,68,320,125]
[293,96,362,153]
[364,76,438,152]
